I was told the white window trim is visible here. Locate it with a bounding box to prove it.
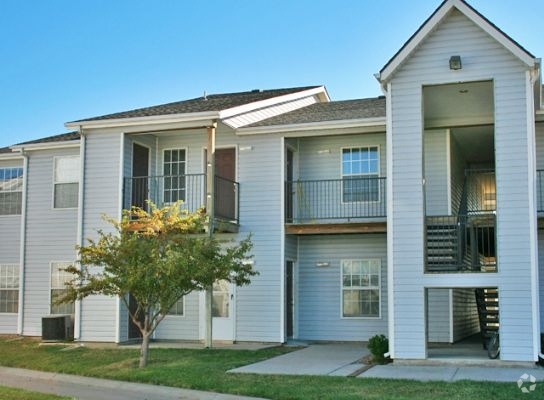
[0,166,24,217]
[52,155,80,210]
[340,145,381,204]
[340,258,382,320]
[0,263,19,314]
[161,147,188,205]
[50,261,75,315]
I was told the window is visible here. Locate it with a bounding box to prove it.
[342,147,379,202]
[163,149,186,203]
[167,297,184,316]
[342,259,380,318]
[0,264,19,313]
[54,156,80,208]
[0,167,23,215]
[50,263,75,314]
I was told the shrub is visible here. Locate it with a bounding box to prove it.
[368,334,389,364]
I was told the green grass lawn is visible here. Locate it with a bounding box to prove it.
[0,337,529,400]
[0,386,68,400]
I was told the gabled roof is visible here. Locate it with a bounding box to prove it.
[377,0,537,84]
[67,86,324,124]
[246,97,386,127]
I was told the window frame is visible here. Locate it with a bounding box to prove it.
[340,259,381,319]
[53,156,80,209]
[0,166,24,216]
[166,296,185,317]
[162,148,188,205]
[50,262,75,315]
[0,264,19,314]
[340,146,380,204]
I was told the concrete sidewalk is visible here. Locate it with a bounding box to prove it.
[359,364,544,382]
[0,366,267,400]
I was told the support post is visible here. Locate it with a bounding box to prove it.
[204,122,217,348]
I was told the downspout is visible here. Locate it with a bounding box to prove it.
[74,127,86,340]
[17,149,28,335]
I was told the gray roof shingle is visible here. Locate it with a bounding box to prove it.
[70,86,321,123]
[15,131,80,146]
[246,97,386,128]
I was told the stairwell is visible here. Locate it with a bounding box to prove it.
[474,288,499,348]
[426,216,459,272]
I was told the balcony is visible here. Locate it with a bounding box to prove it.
[285,177,387,234]
[123,174,239,230]
[426,214,496,273]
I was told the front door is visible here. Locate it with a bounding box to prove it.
[285,261,294,338]
[212,280,235,341]
[131,143,149,210]
[214,148,236,220]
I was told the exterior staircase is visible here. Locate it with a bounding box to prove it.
[426,217,459,271]
[475,288,499,348]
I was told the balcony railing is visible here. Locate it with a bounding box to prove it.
[123,174,239,224]
[538,170,543,212]
[285,177,386,223]
[426,214,496,273]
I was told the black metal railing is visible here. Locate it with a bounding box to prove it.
[285,177,386,223]
[426,214,496,273]
[123,174,239,224]
[538,170,543,212]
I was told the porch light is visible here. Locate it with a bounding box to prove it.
[315,262,330,268]
[449,55,462,70]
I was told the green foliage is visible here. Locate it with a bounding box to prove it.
[57,201,256,367]
[367,334,389,363]
[0,386,68,400]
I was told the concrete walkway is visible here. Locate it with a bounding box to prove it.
[229,343,369,376]
[0,366,266,400]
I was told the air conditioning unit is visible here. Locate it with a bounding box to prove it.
[42,315,73,341]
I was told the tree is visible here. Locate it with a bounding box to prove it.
[58,201,256,368]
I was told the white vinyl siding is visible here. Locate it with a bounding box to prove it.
[341,259,380,318]
[22,147,79,336]
[50,262,74,315]
[0,167,23,215]
[53,156,79,209]
[388,9,538,360]
[298,234,387,341]
[80,131,121,342]
[0,264,19,313]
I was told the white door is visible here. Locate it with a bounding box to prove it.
[211,280,234,341]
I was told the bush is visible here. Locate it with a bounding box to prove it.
[368,334,389,364]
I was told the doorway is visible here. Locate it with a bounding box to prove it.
[205,148,237,220]
[212,280,235,341]
[131,143,149,210]
[285,261,295,338]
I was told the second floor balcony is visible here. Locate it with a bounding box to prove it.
[123,174,239,231]
[285,177,387,234]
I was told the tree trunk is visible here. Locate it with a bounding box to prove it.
[204,285,213,348]
[139,332,151,368]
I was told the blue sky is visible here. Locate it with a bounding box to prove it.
[0,0,542,148]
